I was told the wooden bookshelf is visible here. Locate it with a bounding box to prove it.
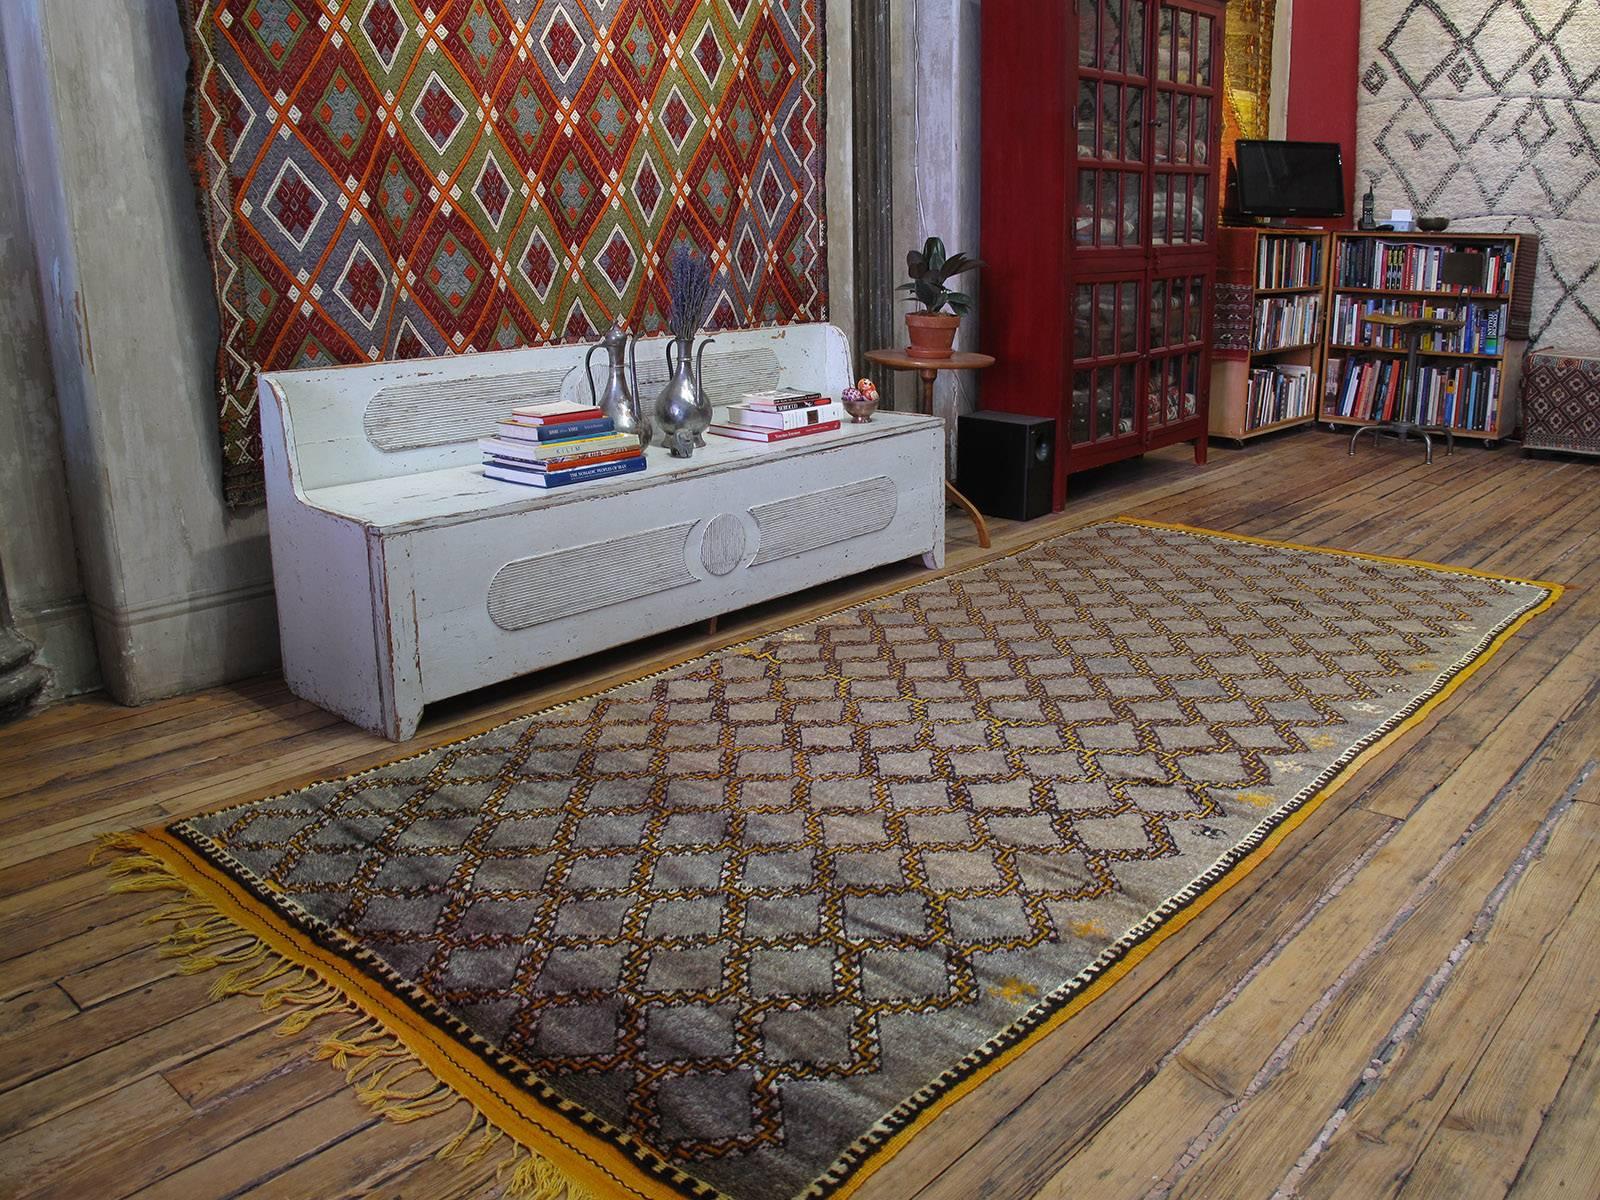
[1320,231,1538,443]
[1209,227,1330,442]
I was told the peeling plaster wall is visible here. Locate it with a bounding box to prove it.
[891,0,983,470]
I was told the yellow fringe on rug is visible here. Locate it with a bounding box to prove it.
[94,833,602,1200]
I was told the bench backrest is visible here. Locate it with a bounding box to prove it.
[259,323,852,492]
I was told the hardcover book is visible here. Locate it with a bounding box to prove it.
[508,402,605,426]
[484,455,647,488]
[707,420,842,443]
[478,433,638,462]
[487,447,643,473]
[495,417,615,442]
[738,387,825,411]
[722,401,845,431]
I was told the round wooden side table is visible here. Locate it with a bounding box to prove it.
[864,349,995,549]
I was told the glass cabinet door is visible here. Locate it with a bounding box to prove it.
[1067,0,1216,450]
[1148,3,1220,249]
[1075,0,1148,251]
[1146,268,1208,430]
[1071,278,1145,444]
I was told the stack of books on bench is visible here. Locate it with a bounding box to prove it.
[479,400,646,488]
[709,388,843,443]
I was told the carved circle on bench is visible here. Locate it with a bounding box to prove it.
[699,513,748,576]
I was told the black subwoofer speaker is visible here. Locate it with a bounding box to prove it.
[956,411,1055,521]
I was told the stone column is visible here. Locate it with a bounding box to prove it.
[2,0,280,706]
[0,12,98,702]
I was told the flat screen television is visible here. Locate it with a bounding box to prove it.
[1232,139,1346,219]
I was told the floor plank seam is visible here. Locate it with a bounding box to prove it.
[906,801,1389,1200]
[1500,1004,1600,1198]
[1152,814,1404,1074]
[1575,758,1600,806]
[1267,758,1599,1198]
[1141,715,1592,1198]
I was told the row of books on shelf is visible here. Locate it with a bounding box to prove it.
[1255,236,1323,291]
[1408,363,1502,431]
[1252,295,1322,352]
[1324,356,1501,432]
[1245,365,1314,430]
[708,388,842,442]
[1328,296,1505,355]
[1334,239,1511,294]
[479,400,645,488]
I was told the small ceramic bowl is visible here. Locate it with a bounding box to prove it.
[841,386,878,423]
[1417,216,1450,232]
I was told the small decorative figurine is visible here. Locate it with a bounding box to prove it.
[841,376,880,423]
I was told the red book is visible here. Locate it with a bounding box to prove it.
[707,420,842,443]
[508,402,604,426]
[1358,363,1379,420]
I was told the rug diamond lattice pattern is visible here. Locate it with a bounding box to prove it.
[135,520,1557,1200]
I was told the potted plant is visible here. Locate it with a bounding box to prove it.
[897,236,982,360]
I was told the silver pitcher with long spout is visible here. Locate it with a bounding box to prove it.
[653,334,716,458]
[584,319,650,449]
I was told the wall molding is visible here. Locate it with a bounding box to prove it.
[83,577,275,631]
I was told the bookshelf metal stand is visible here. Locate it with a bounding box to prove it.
[1347,312,1465,465]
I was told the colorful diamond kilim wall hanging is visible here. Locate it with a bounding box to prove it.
[178,0,829,506]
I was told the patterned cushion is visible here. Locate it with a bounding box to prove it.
[1521,350,1600,456]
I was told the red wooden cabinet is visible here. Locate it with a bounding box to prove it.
[980,0,1225,509]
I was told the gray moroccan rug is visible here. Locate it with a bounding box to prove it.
[1356,0,1600,347]
[113,519,1558,1200]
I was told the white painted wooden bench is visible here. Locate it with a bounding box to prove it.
[258,324,945,740]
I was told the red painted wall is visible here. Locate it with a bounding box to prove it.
[1285,0,1361,224]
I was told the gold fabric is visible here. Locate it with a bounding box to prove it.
[1220,0,1278,210]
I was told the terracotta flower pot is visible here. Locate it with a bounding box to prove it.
[905,312,961,360]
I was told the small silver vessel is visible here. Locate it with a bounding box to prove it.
[654,334,716,458]
[584,319,651,450]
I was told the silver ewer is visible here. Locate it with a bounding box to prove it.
[585,319,651,450]
[653,334,716,458]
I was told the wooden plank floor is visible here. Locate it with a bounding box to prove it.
[3,429,1598,1200]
